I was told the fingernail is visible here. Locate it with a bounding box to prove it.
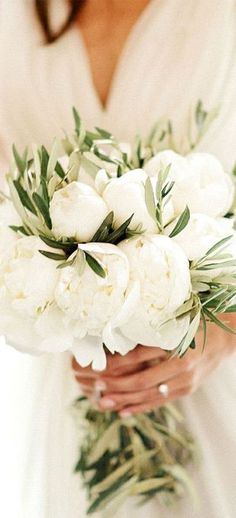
[99,398,116,409]
[119,410,132,418]
[95,380,107,391]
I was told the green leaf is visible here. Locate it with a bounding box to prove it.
[75,249,86,276]
[106,214,134,244]
[130,477,171,495]
[201,288,228,308]
[73,107,81,136]
[56,257,76,269]
[117,164,123,177]
[39,235,77,254]
[169,206,190,238]
[32,192,52,229]
[162,181,174,198]
[95,127,113,139]
[87,421,120,465]
[195,100,207,127]
[39,176,50,207]
[91,455,143,494]
[203,307,236,335]
[162,464,198,504]
[85,252,106,278]
[91,211,114,242]
[224,304,236,313]
[47,139,62,178]
[156,164,171,199]
[196,259,236,271]
[93,147,118,164]
[13,180,37,215]
[9,225,30,236]
[189,338,196,349]
[40,146,49,178]
[176,311,201,356]
[216,292,236,311]
[12,144,27,176]
[175,297,195,318]
[202,235,233,260]
[55,161,66,179]
[145,177,156,221]
[38,250,66,261]
[87,474,132,514]
[200,310,208,351]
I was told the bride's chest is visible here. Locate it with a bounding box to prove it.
[0,1,235,166]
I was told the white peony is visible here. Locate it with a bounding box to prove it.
[167,213,234,262]
[0,235,73,354]
[0,303,71,355]
[144,150,234,218]
[50,181,109,242]
[0,200,20,257]
[144,149,189,180]
[183,153,234,217]
[0,236,60,318]
[55,242,138,369]
[118,235,191,349]
[103,169,173,232]
[167,213,236,284]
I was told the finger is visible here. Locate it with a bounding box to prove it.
[118,387,190,417]
[79,385,94,397]
[98,355,193,393]
[98,370,193,411]
[104,363,146,377]
[106,345,167,372]
[71,356,99,378]
[75,376,96,388]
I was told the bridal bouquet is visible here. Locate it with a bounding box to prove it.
[0,103,236,514]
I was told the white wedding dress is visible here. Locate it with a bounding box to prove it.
[0,1,236,517]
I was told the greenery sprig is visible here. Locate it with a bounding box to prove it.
[144,165,190,235]
[73,397,197,515]
[173,236,236,356]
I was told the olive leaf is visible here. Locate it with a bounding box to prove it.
[85,252,106,278]
[145,177,156,221]
[91,211,114,242]
[203,307,236,335]
[106,214,134,244]
[12,144,27,176]
[9,225,31,236]
[39,235,77,255]
[38,250,66,261]
[47,139,64,179]
[175,310,201,357]
[95,127,114,140]
[40,146,49,178]
[169,206,190,238]
[32,192,52,229]
[13,180,37,215]
[73,106,82,136]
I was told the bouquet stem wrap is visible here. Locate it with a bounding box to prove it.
[74,397,198,515]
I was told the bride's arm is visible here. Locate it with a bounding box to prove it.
[73,313,236,415]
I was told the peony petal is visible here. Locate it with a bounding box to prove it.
[157,315,191,350]
[102,324,137,355]
[71,336,107,371]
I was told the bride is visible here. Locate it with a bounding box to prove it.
[0,1,236,517]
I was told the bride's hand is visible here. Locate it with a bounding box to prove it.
[72,314,236,416]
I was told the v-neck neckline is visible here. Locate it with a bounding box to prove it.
[68,0,158,115]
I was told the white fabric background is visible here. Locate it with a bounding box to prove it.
[0,1,236,517]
